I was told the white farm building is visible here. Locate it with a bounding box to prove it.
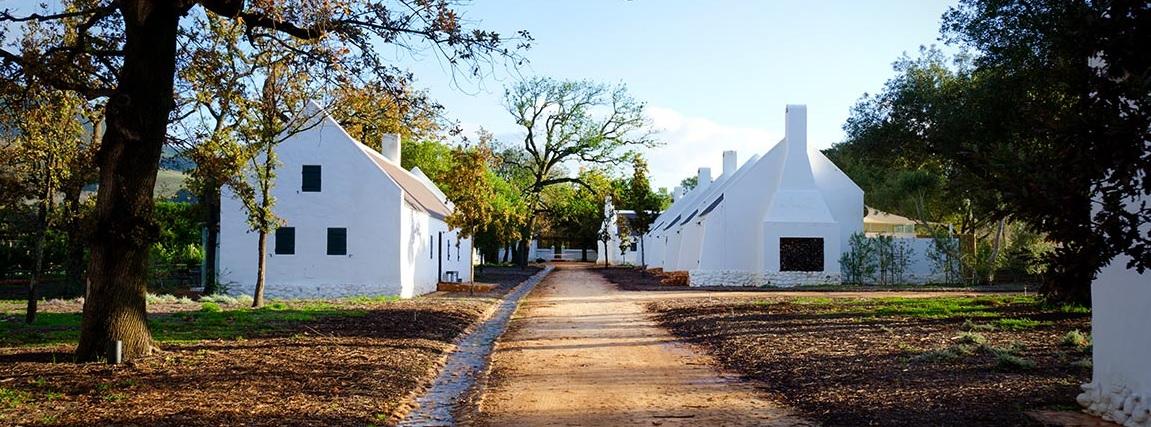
[643,105,864,287]
[218,103,473,299]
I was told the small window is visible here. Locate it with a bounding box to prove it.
[430,235,434,259]
[446,239,452,260]
[629,242,638,252]
[302,165,322,192]
[274,227,295,255]
[327,227,347,255]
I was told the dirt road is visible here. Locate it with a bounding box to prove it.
[471,264,813,426]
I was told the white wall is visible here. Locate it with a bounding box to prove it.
[219,113,404,299]
[1079,193,1151,425]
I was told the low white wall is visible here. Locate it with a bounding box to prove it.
[1078,252,1151,425]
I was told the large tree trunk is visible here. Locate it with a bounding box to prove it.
[252,230,268,308]
[75,1,182,362]
[202,181,221,294]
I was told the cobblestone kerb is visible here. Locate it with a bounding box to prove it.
[399,265,555,426]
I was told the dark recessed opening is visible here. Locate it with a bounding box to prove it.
[780,237,823,272]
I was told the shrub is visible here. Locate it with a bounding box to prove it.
[956,332,987,345]
[145,293,178,305]
[200,294,239,305]
[234,294,254,306]
[994,352,1036,371]
[176,296,195,305]
[960,319,996,332]
[1062,329,1091,349]
[200,302,223,313]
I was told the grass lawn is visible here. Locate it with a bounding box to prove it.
[649,294,1092,426]
[0,296,495,426]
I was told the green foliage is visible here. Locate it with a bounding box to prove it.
[839,233,877,285]
[956,332,987,346]
[993,351,1036,371]
[960,319,996,332]
[0,301,378,346]
[0,387,30,408]
[1061,330,1091,349]
[834,0,1151,303]
[993,318,1044,331]
[151,201,203,267]
[200,302,223,313]
[503,76,656,265]
[679,175,698,191]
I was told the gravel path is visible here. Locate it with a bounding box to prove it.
[471,264,814,426]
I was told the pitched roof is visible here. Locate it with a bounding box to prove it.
[359,145,452,220]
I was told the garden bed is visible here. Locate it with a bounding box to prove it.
[0,297,494,426]
[648,295,1091,426]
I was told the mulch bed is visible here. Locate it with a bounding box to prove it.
[0,299,492,426]
[473,265,543,294]
[648,297,1092,426]
[596,266,690,290]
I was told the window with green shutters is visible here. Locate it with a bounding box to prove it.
[327,227,347,255]
[274,227,295,255]
[302,165,322,192]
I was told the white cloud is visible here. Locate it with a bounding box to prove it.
[642,106,781,191]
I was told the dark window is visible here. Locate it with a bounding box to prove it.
[274,227,295,255]
[302,165,322,192]
[629,242,638,252]
[430,235,434,259]
[780,237,824,272]
[446,239,452,260]
[327,227,347,255]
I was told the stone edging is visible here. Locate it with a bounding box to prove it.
[399,264,555,426]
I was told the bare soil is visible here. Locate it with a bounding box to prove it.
[472,264,813,426]
[649,296,1092,426]
[0,298,496,426]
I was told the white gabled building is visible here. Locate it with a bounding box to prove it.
[644,104,864,287]
[218,103,473,299]
[1078,192,1151,425]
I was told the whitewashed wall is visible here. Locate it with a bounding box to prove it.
[219,109,472,300]
[219,114,405,299]
[1079,192,1151,425]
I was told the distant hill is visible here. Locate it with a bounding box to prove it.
[160,145,195,172]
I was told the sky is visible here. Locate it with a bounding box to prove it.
[400,0,960,190]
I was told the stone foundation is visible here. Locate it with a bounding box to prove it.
[226,281,412,300]
[1077,382,1150,426]
[689,270,840,287]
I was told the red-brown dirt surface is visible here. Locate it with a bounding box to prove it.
[649,297,1092,426]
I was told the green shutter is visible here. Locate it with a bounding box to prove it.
[274,227,295,255]
[302,165,322,192]
[327,227,347,255]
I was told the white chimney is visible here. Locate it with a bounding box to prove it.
[780,104,815,189]
[672,186,682,201]
[381,133,401,164]
[697,167,712,188]
[722,150,737,177]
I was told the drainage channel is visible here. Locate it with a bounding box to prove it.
[399,265,554,426]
